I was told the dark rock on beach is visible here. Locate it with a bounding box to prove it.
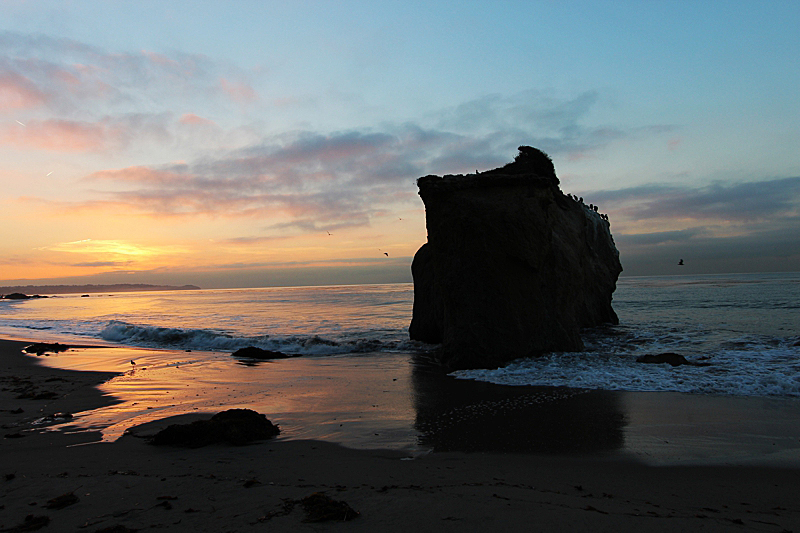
[636,353,711,367]
[230,346,295,359]
[409,146,622,370]
[44,491,79,509]
[149,409,280,448]
[300,492,359,522]
[2,514,50,531]
[22,343,70,356]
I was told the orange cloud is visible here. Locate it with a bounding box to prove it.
[0,71,48,110]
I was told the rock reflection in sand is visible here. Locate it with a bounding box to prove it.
[411,355,625,454]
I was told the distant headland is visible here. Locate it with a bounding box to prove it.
[0,284,201,297]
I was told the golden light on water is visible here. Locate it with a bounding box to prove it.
[31,347,418,450]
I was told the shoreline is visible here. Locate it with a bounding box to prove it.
[3,338,800,531]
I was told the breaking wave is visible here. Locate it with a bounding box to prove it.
[99,320,424,356]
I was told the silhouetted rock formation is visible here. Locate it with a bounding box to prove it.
[409,146,622,370]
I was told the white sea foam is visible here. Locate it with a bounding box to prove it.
[452,341,800,397]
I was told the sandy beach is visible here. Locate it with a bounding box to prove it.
[2,338,800,532]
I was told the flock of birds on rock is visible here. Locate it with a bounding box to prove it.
[566,193,609,221]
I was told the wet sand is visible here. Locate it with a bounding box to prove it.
[2,338,800,532]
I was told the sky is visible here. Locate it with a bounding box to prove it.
[1,0,799,288]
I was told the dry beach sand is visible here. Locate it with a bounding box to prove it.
[2,338,800,532]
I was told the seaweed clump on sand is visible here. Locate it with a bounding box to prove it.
[149,409,280,448]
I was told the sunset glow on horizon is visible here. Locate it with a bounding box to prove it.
[2,1,799,288]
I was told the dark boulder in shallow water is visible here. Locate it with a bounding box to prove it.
[410,146,622,370]
[149,408,280,447]
[231,346,295,359]
[635,353,711,367]
[2,292,31,299]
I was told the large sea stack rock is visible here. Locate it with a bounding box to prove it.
[409,146,622,370]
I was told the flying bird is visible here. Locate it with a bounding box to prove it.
[326,231,332,236]
[678,259,684,266]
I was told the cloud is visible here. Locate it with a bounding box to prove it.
[220,77,258,103]
[1,114,170,153]
[615,227,706,246]
[43,239,167,258]
[70,261,134,267]
[179,112,215,126]
[87,166,193,186]
[0,31,254,120]
[78,128,440,224]
[618,220,800,275]
[594,177,800,223]
[587,178,800,275]
[58,93,683,234]
[430,90,648,160]
[0,70,48,110]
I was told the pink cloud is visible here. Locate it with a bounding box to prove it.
[2,114,170,153]
[142,50,181,69]
[220,77,258,103]
[0,71,48,110]
[566,151,594,162]
[179,113,215,126]
[87,165,192,185]
[2,119,115,152]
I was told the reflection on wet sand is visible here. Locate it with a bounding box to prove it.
[32,347,627,457]
[410,355,625,454]
[22,345,800,465]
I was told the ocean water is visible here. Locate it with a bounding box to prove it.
[1,273,799,398]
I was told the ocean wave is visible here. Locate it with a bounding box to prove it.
[98,320,425,355]
[452,337,800,397]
